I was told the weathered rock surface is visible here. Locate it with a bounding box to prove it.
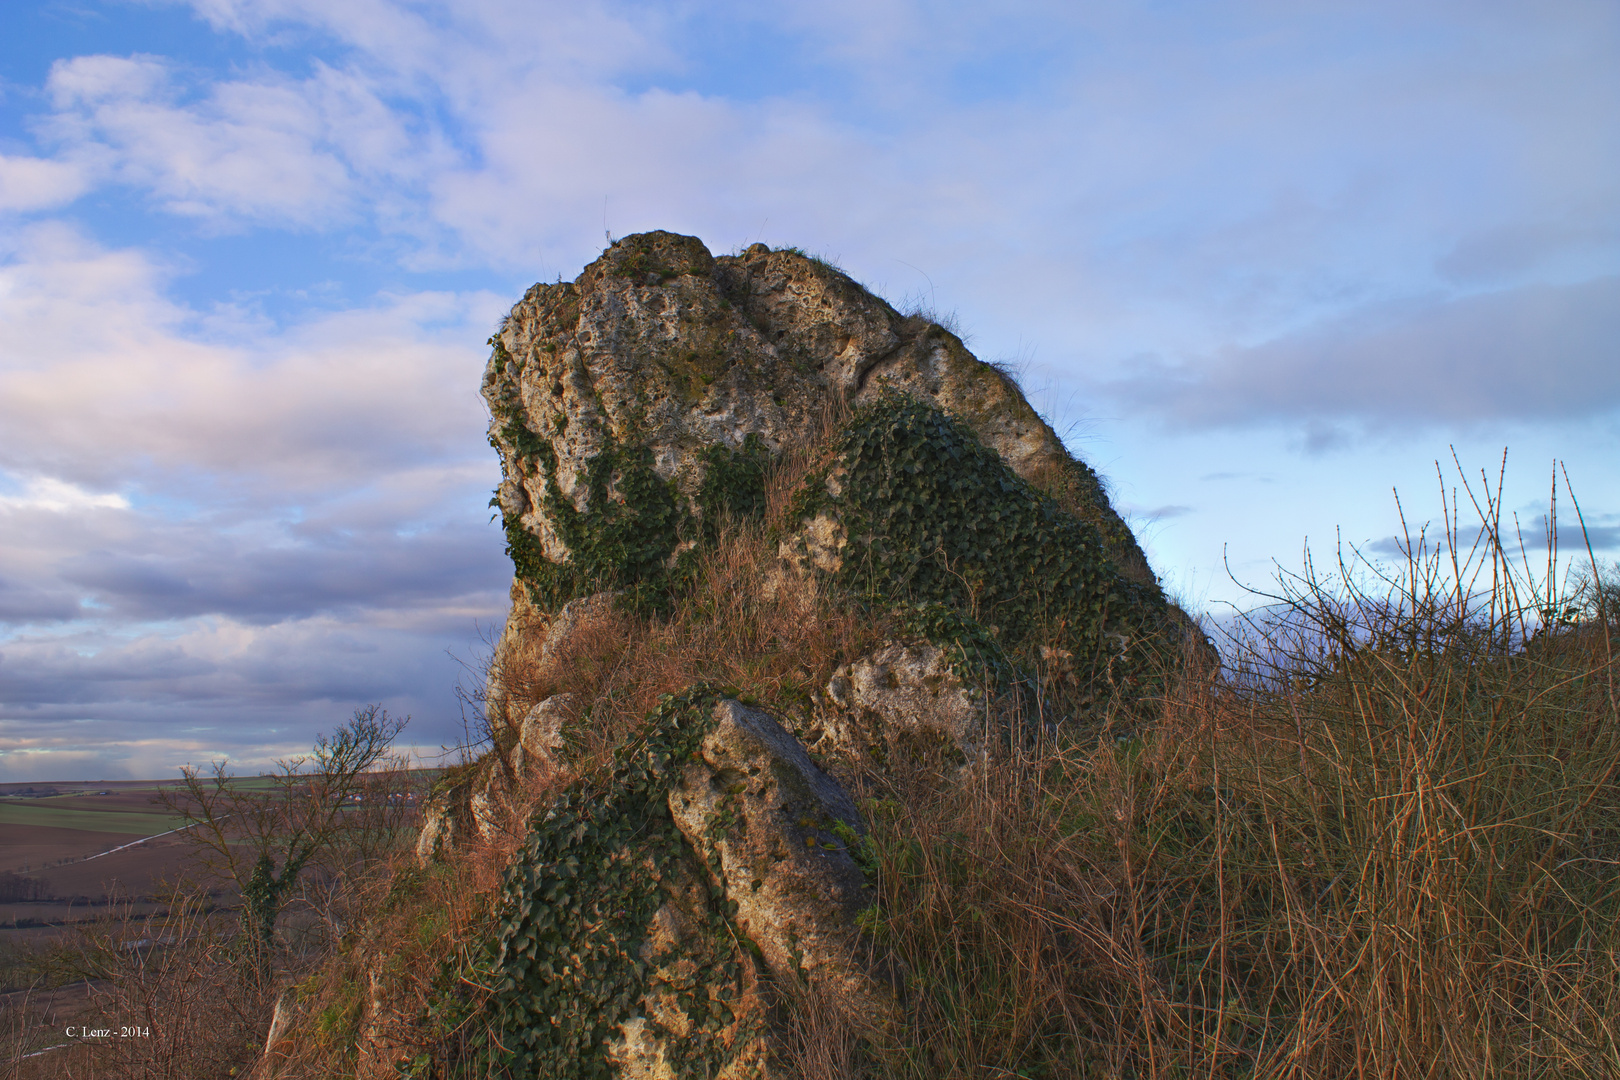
[817,641,986,759]
[670,700,894,1026]
[400,231,1204,1076]
[511,692,574,778]
[484,691,885,1078]
[539,592,618,667]
[486,588,615,734]
[485,231,1155,604]
[419,590,611,866]
[415,773,472,866]
[602,828,775,1080]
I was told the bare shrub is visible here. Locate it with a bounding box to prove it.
[42,888,281,1079]
[157,706,413,960]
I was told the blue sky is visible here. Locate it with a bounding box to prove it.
[2,0,1616,781]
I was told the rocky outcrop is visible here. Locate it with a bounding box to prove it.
[485,231,1156,615]
[406,231,1202,1077]
[670,700,894,1027]
[415,772,473,865]
[487,689,888,1079]
[512,692,574,778]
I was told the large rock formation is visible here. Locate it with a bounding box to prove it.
[488,234,1146,560]
[407,232,1194,1078]
[483,233,1162,660]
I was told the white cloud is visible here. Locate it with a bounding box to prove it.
[0,154,95,212]
[0,477,129,513]
[43,55,373,225]
[0,221,510,778]
[0,222,503,491]
[2,0,1615,779]
[0,611,475,778]
[175,0,679,85]
[36,2,1610,327]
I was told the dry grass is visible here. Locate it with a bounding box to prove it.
[0,889,280,1080]
[0,763,429,1079]
[260,845,515,1080]
[319,452,1620,1079]
[25,446,1615,1080]
[807,466,1620,1079]
[538,521,889,760]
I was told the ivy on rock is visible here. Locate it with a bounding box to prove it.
[491,406,774,612]
[489,686,761,1079]
[817,394,1169,690]
[696,432,770,542]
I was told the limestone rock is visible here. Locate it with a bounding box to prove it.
[467,232,1205,1076]
[778,510,845,576]
[418,591,609,865]
[415,775,473,866]
[819,641,985,758]
[248,991,295,1078]
[485,231,1156,608]
[469,783,500,844]
[486,589,615,737]
[540,593,618,668]
[488,691,889,1077]
[670,699,894,1027]
[511,693,575,778]
[603,845,775,1079]
[484,578,547,728]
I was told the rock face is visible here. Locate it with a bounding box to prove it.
[480,231,1189,733]
[486,689,887,1080]
[415,774,472,865]
[485,230,1155,617]
[817,642,984,760]
[512,692,574,779]
[669,700,894,1026]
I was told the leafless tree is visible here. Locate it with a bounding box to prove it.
[158,705,409,962]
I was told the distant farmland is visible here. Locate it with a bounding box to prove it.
[0,772,439,943]
[0,800,186,837]
[0,782,205,940]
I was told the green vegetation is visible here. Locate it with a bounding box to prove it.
[474,686,754,1079]
[497,418,775,611]
[696,432,770,540]
[771,245,843,272]
[809,394,1169,692]
[0,803,185,836]
[525,432,687,609]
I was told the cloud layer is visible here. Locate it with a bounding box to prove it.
[0,221,508,778]
[2,0,1617,778]
[1104,276,1620,436]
